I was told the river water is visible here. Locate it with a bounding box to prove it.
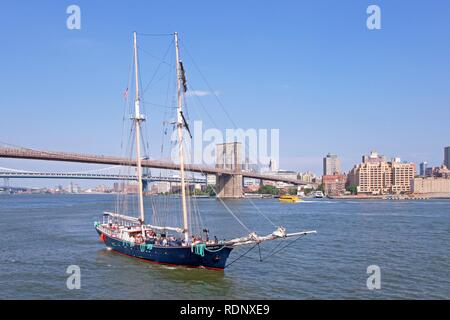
[0,194,448,299]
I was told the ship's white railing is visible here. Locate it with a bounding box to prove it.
[103,212,140,224]
[144,224,184,234]
[103,211,184,234]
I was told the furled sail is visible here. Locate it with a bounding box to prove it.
[179,61,188,92]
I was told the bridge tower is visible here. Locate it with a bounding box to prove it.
[215,142,243,198]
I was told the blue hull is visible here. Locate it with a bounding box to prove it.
[96,228,233,270]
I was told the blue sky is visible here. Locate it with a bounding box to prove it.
[0,0,449,188]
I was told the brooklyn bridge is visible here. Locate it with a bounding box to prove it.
[0,146,314,198]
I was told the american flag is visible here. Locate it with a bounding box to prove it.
[123,87,129,99]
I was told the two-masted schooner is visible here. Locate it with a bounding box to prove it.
[95,32,316,270]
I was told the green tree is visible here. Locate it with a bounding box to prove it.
[346,184,357,195]
[258,185,279,195]
[205,185,216,197]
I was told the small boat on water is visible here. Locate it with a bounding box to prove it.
[313,191,325,198]
[279,195,302,203]
[95,32,316,270]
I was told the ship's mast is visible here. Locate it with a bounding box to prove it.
[133,31,145,225]
[174,32,189,244]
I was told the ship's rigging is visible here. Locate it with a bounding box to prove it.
[96,31,316,270]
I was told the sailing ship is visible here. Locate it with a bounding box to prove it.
[95,32,316,270]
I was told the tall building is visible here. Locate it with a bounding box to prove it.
[445,146,450,169]
[322,174,347,196]
[347,151,416,194]
[391,160,416,193]
[298,171,316,183]
[323,153,341,176]
[419,162,428,177]
[362,150,387,164]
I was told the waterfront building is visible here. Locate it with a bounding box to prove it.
[323,153,341,176]
[243,178,259,187]
[298,171,316,183]
[263,169,297,188]
[322,174,347,196]
[244,184,260,193]
[123,182,139,194]
[425,165,450,178]
[273,170,298,180]
[411,177,450,194]
[419,162,428,177]
[438,165,450,178]
[347,151,416,194]
[113,182,136,193]
[445,146,450,169]
[153,181,170,194]
[391,160,416,193]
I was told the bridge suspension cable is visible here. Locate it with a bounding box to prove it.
[0,165,123,175]
[0,166,31,173]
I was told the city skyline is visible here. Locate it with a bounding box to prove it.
[0,1,449,187]
[3,147,449,189]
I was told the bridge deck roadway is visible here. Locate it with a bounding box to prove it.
[0,148,313,186]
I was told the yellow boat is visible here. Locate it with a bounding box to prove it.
[278,195,302,203]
